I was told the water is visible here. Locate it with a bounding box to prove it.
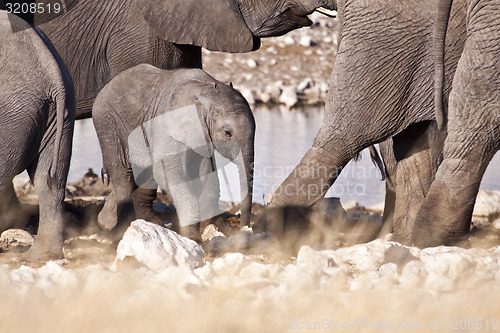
[69,106,500,208]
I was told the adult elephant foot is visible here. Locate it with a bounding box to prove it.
[23,235,64,262]
[411,158,485,248]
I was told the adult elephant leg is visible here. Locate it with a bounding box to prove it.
[387,122,438,244]
[379,131,439,244]
[269,143,352,209]
[392,149,433,244]
[412,135,498,247]
[24,136,72,261]
[413,94,500,247]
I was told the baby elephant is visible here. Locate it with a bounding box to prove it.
[93,65,255,233]
[0,12,75,260]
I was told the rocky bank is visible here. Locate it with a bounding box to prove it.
[203,12,338,109]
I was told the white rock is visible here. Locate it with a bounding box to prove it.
[0,229,34,249]
[266,84,282,101]
[334,239,392,273]
[240,88,256,105]
[259,91,272,104]
[12,176,34,196]
[420,247,476,280]
[115,220,205,271]
[297,246,336,269]
[319,81,329,94]
[246,59,258,68]
[201,224,225,242]
[399,260,424,289]
[266,46,277,54]
[37,261,78,289]
[212,252,247,276]
[379,263,399,281]
[279,86,299,109]
[473,190,500,216]
[299,35,315,47]
[492,218,500,230]
[11,265,37,285]
[283,36,295,46]
[424,272,455,292]
[239,262,272,281]
[297,78,312,92]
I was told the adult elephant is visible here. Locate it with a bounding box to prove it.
[412,0,500,247]
[0,11,75,261]
[27,0,336,119]
[255,0,468,243]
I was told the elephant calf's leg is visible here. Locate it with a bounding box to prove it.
[98,184,135,231]
[133,186,165,225]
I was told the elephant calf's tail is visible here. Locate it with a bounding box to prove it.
[368,145,387,181]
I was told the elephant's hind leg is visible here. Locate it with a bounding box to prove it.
[23,149,70,261]
[412,112,500,247]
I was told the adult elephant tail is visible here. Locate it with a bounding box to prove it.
[47,87,75,189]
[434,0,454,131]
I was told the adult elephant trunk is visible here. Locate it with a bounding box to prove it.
[434,0,454,131]
[237,149,254,227]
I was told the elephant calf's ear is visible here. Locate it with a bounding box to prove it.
[140,0,259,53]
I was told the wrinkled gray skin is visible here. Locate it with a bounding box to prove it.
[256,0,468,244]
[412,0,500,247]
[0,12,75,261]
[34,0,335,119]
[93,65,255,233]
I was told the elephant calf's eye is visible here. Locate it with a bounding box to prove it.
[224,130,233,138]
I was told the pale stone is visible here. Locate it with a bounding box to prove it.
[212,252,247,276]
[420,247,476,279]
[115,220,205,271]
[201,224,225,242]
[297,78,312,92]
[399,260,424,289]
[378,263,399,281]
[473,190,500,216]
[279,86,299,109]
[334,239,392,273]
[0,229,34,249]
[246,59,258,68]
[299,35,315,47]
[240,88,256,105]
[297,246,337,269]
